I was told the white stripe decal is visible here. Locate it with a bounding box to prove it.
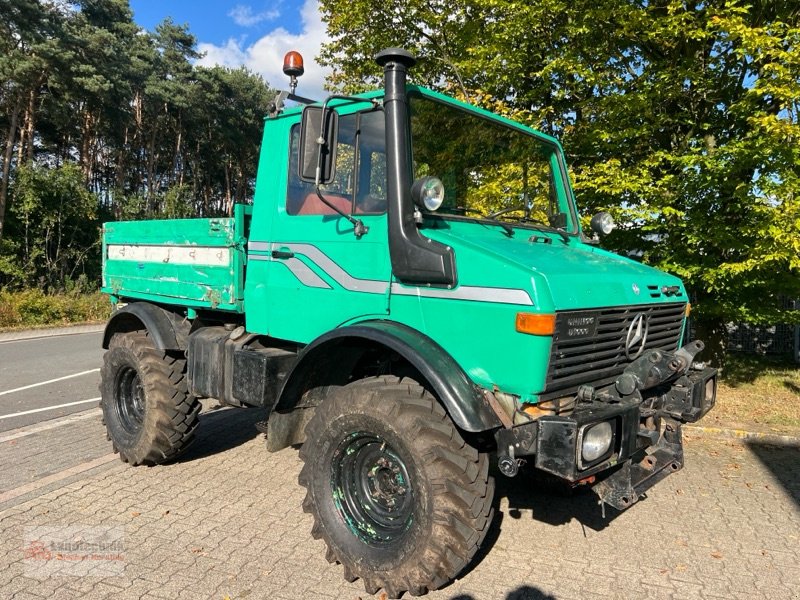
[248,241,269,252]
[247,242,534,305]
[247,254,331,289]
[282,243,388,294]
[390,283,533,305]
[285,257,332,289]
[107,244,231,266]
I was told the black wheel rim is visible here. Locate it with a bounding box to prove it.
[330,432,414,547]
[115,366,145,435]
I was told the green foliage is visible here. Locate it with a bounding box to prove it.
[0,288,110,328]
[5,163,100,290]
[0,1,276,290]
[320,0,800,331]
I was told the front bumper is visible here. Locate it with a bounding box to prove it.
[494,357,717,512]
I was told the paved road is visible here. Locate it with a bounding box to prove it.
[0,329,799,599]
[0,329,104,432]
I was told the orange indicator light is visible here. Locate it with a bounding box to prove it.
[515,313,556,336]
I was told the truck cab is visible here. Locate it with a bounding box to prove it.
[99,48,716,599]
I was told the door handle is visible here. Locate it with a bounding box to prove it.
[271,250,295,259]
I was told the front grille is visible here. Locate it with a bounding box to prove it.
[543,302,686,398]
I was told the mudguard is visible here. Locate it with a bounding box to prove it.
[275,320,502,433]
[102,302,189,351]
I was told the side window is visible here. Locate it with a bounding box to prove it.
[286,110,386,216]
[354,111,387,215]
[286,114,356,216]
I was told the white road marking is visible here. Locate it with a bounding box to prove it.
[0,408,101,443]
[0,368,100,397]
[0,397,100,420]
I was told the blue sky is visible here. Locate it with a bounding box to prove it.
[129,0,331,98]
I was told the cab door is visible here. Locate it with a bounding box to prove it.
[259,108,391,343]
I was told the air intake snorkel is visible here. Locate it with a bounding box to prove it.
[375,48,457,287]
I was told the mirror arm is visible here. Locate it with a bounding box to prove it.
[313,95,380,183]
[314,186,369,239]
[310,94,378,238]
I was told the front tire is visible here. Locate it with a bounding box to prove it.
[298,376,494,598]
[100,331,200,465]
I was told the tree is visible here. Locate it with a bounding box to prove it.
[319,0,800,365]
[0,4,277,290]
[5,163,100,289]
[0,0,63,241]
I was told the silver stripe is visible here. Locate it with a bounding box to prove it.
[248,241,269,252]
[391,283,533,306]
[281,243,388,294]
[248,241,533,305]
[247,254,331,289]
[284,257,332,289]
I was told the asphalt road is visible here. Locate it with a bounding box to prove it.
[0,330,104,432]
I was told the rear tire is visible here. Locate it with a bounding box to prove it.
[100,331,200,465]
[298,376,494,598]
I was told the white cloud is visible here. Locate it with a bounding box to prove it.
[198,0,331,100]
[228,4,281,27]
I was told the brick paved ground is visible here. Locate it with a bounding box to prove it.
[1,406,798,600]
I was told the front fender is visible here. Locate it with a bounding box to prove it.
[275,320,502,433]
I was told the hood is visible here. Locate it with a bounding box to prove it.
[425,223,686,311]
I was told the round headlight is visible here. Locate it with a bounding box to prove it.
[411,176,445,212]
[581,421,613,463]
[590,212,615,236]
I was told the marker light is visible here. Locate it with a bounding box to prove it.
[515,313,556,336]
[283,51,304,77]
[685,303,691,317]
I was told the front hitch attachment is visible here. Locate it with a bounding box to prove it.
[615,340,705,396]
[594,419,685,515]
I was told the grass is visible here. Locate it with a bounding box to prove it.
[710,353,800,432]
[0,289,111,330]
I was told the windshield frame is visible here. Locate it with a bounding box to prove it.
[407,86,581,236]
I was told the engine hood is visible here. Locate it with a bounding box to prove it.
[424,222,686,311]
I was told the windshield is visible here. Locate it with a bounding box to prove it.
[409,93,576,233]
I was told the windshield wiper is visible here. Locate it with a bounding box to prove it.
[445,207,515,236]
[487,206,570,243]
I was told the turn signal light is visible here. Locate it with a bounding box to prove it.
[515,312,556,336]
[685,303,691,317]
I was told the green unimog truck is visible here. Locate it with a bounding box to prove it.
[99,48,716,598]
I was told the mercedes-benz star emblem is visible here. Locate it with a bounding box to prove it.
[625,313,649,360]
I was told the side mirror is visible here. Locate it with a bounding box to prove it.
[299,106,338,185]
[590,212,615,236]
